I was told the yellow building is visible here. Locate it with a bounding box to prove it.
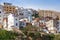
[3,3,17,14]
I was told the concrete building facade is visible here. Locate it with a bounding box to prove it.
[0,5,4,28]
[18,8,33,22]
[3,3,17,14]
[38,10,60,20]
[7,13,19,30]
[45,20,56,33]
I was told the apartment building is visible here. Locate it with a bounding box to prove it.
[17,7,24,19]
[58,20,60,32]
[3,3,17,14]
[38,10,60,20]
[0,5,3,24]
[45,19,56,33]
[18,8,33,22]
[3,13,19,31]
[32,18,40,27]
[0,3,20,30]
[0,5,4,28]
[3,18,8,30]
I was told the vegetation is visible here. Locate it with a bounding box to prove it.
[32,13,39,18]
[54,34,60,40]
[42,34,55,40]
[20,25,60,40]
[0,29,18,40]
[0,25,60,40]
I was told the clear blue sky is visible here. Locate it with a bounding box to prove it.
[0,0,60,11]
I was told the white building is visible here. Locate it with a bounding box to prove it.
[17,7,24,19]
[45,20,56,33]
[0,4,13,30]
[19,19,26,28]
[32,19,40,27]
[0,5,4,28]
[57,20,60,32]
[3,18,8,30]
[3,13,19,31]
[8,13,19,30]
[0,5,4,25]
[18,8,33,22]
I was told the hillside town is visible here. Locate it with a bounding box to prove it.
[0,2,60,40]
[0,3,60,34]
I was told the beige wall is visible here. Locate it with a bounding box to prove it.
[3,5,17,13]
[38,10,60,20]
[0,24,3,28]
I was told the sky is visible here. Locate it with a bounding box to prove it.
[0,0,60,11]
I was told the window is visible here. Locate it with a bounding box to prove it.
[16,19,17,20]
[16,23,18,26]
[19,13,23,15]
[9,10,11,11]
[7,7,8,8]
[10,7,11,9]
[28,13,30,14]
[13,8,15,9]
[6,9,8,11]
[0,11,1,13]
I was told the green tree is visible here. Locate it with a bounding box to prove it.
[32,13,39,18]
[0,30,18,40]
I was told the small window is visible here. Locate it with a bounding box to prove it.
[16,19,17,20]
[9,10,11,11]
[13,8,15,9]
[0,11,1,13]
[19,13,23,15]
[16,23,18,26]
[7,7,8,8]
[10,7,11,9]
[28,13,30,14]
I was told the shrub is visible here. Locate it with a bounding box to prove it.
[42,34,55,40]
[54,34,60,40]
[0,30,18,40]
